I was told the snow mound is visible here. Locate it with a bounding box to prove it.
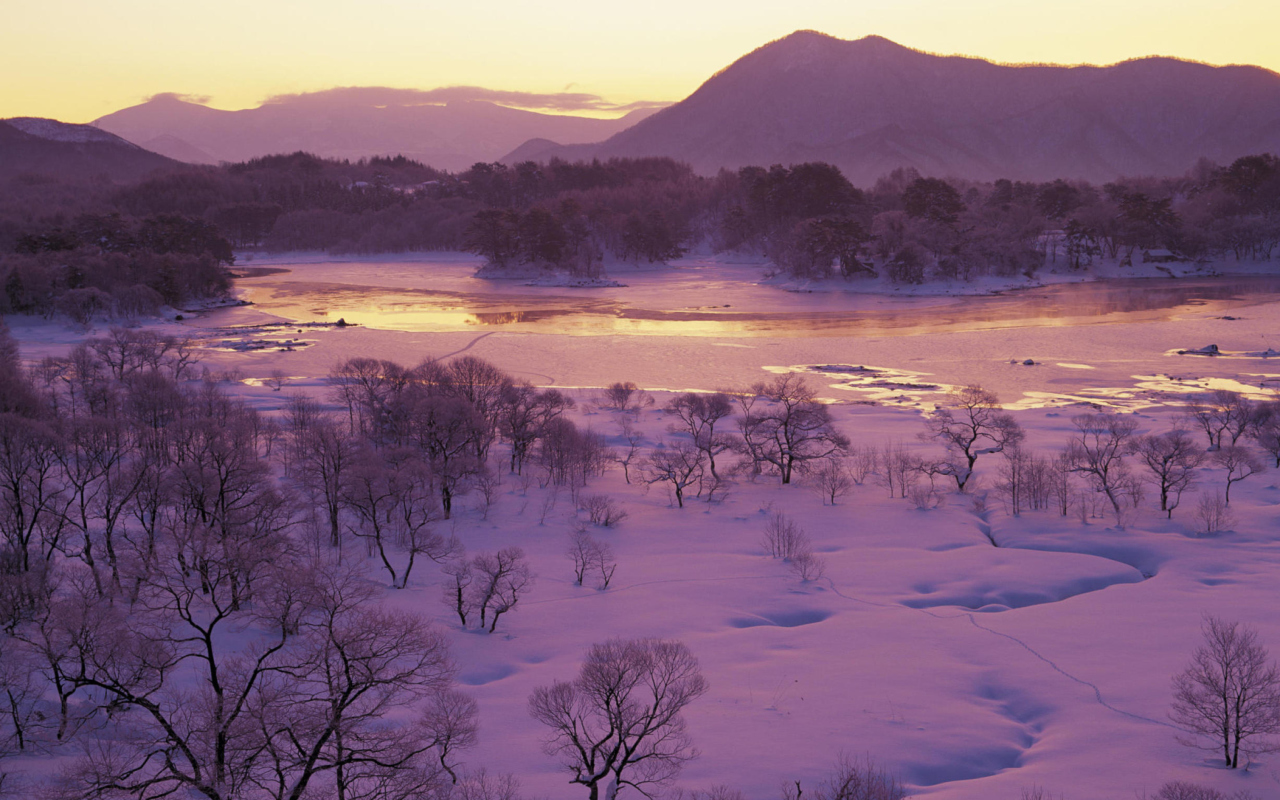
[899,548,1146,611]
[457,663,517,686]
[727,609,833,628]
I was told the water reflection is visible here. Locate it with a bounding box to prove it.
[471,309,577,325]
[240,275,1280,337]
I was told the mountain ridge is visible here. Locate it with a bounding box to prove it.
[0,117,178,180]
[93,92,663,170]
[502,31,1280,184]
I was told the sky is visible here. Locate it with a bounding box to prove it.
[3,0,1279,123]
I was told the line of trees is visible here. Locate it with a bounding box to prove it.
[7,148,1278,290]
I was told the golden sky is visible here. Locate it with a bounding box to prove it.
[3,0,1278,122]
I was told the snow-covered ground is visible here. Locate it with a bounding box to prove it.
[7,253,1280,799]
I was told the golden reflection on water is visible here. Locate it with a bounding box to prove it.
[241,276,1280,338]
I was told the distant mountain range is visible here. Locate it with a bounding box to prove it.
[92,91,662,171]
[506,31,1280,184]
[0,117,178,180]
[9,32,1280,185]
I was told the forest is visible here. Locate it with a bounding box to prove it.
[3,150,1280,317]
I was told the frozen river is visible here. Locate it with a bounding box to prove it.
[230,256,1280,338]
[195,255,1280,411]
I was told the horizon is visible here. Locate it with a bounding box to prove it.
[3,0,1279,123]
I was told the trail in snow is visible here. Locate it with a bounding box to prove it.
[818,574,1178,731]
[437,331,496,359]
[520,556,1172,730]
[961,613,1179,730]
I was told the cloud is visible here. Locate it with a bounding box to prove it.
[145,92,212,105]
[260,86,670,114]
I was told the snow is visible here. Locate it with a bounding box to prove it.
[6,253,1280,798]
[4,116,137,145]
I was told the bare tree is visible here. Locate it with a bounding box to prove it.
[997,445,1032,516]
[1213,445,1266,505]
[54,413,144,593]
[344,448,457,588]
[1185,390,1259,450]
[845,445,878,486]
[538,419,611,496]
[1171,616,1280,768]
[923,385,1024,491]
[453,769,524,800]
[808,456,854,505]
[52,555,475,800]
[761,510,810,561]
[402,393,487,519]
[438,355,514,462]
[579,494,627,527]
[467,548,534,633]
[1146,780,1257,800]
[1249,400,1280,467]
[262,370,288,392]
[598,382,653,413]
[442,557,474,627]
[0,415,67,575]
[998,446,1056,516]
[285,396,355,547]
[88,327,197,381]
[568,528,617,589]
[1067,413,1141,524]
[529,638,708,800]
[876,442,916,499]
[641,442,706,508]
[498,382,574,474]
[567,527,596,586]
[328,358,412,436]
[1048,451,1074,517]
[737,376,848,484]
[785,754,907,800]
[592,540,617,590]
[664,392,735,479]
[1131,429,1206,518]
[252,570,473,800]
[1194,491,1235,536]
[0,621,46,764]
[790,550,826,582]
[907,480,943,511]
[611,418,644,484]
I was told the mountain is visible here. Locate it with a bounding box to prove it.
[93,92,663,170]
[0,117,179,180]
[504,31,1280,184]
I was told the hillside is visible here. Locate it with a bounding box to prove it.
[506,31,1280,184]
[0,117,179,180]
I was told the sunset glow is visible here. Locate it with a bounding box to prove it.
[4,0,1279,122]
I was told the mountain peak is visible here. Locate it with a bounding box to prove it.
[521,31,1280,185]
[741,30,922,74]
[767,31,914,55]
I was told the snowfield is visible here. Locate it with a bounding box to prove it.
[6,253,1280,799]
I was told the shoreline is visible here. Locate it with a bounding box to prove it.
[234,248,1278,299]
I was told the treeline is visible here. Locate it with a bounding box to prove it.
[1,213,233,319]
[5,149,1280,293]
[717,154,1280,282]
